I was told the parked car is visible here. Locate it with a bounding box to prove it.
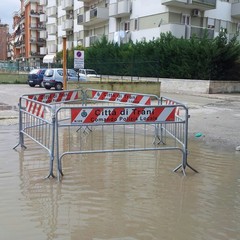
[27,68,46,87]
[43,68,84,90]
[78,69,100,81]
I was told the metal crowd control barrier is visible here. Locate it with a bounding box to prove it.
[13,89,82,178]
[82,88,160,106]
[14,88,198,180]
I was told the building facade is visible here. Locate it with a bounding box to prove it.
[13,0,47,68]
[11,0,240,67]
[0,21,9,61]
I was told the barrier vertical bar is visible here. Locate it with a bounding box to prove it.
[13,97,26,149]
[46,106,56,178]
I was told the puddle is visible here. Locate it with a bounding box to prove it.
[0,125,240,240]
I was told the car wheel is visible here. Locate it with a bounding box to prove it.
[55,82,63,91]
[40,81,44,88]
[45,86,51,90]
[29,83,35,87]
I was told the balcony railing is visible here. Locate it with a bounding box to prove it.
[47,24,57,35]
[62,19,73,31]
[30,10,41,17]
[47,6,57,17]
[30,52,44,57]
[83,7,109,26]
[232,1,240,19]
[109,0,131,18]
[40,47,48,55]
[190,26,214,39]
[30,37,46,45]
[39,0,47,5]
[48,44,57,53]
[61,0,73,11]
[40,30,47,39]
[29,23,46,30]
[162,0,216,10]
[40,13,47,22]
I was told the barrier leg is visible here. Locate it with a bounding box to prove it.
[45,155,55,179]
[173,150,198,175]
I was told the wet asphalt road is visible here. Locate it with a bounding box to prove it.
[0,84,239,149]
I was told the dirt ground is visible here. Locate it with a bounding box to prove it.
[0,84,239,151]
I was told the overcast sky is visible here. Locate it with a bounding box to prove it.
[0,0,20,32]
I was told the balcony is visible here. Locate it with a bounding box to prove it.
[14,41,22,49]
[30,10,41,18]
[30,51,44,57]
[47,24,57,35]
[21,27,25,34]
[62,19,73,31]
[40,30,47,38]
[108,31,131,44]
[109,0,131,18]
[162,0,216,10]
[40,13,47,22]
[47,6,57,17]
[30,37,46,46]
[232,1,240,19]
[39,0,47,5]
[48,44,57,53]
[40,47,47,55]
[29,23,46,31]
[61,0,73,11]
[190,26,214,39]
[85,35,100,47]
[82,7,109,26]
[20,16,25,24]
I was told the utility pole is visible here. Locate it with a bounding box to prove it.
[63,36,67,90]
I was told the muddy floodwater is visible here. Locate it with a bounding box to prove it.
[0,124,240,240]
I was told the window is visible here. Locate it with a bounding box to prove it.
[182,14,191,25]
[125,21,130,31]
[134,19,138,30]
[208,18,215,29]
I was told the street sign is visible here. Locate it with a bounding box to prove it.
[74,50,84,69]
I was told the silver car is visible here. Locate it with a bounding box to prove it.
[43,68,83,90]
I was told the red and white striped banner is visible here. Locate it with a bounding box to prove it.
[165,99,180,116]
[91,90,151,105]
[71,106,176,124]
[26,91,78,117]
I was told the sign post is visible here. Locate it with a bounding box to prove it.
[74,50,84,70]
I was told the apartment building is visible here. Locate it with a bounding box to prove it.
[13,0,47,68]
[12,0,240,66]
[0,21,9,61]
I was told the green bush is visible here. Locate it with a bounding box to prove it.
[58,31,240,80]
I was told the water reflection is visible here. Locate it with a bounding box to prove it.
[0,126,240,240]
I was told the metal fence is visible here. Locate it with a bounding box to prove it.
[14,88,197,180]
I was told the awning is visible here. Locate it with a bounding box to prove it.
[43,54,56,63]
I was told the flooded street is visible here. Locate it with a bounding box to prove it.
[0,124,240,240]
[0,85,239,239]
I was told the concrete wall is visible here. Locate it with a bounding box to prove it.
[68,80,161,97]
[209,81,240,93]
[69,76,240,95]
[159,78,240,94]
